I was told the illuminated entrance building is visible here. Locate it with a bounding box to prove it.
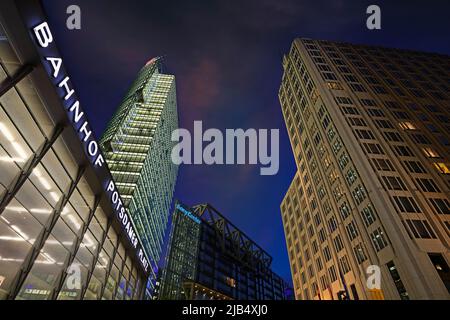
[159,202,290,300]
[0,1,149,299]
[99,55,178,296]
[182,281,232,300]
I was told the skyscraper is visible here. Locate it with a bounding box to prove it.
[159,202,290,300]
[100,58,178,295]
[279,38,450,300]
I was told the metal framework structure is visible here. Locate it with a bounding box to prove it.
[192,204,273,272]
[0,63,34,97]
[0,124,64,216]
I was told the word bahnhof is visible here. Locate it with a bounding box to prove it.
[31,21,149,272]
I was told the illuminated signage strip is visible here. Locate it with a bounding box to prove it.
[30,21,150,274]
[176,204,201,224]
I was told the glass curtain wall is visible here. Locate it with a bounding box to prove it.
[0,22,144,300]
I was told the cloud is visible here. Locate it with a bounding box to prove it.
[178,57,221,111]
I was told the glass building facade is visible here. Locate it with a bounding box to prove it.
[99,57,178,295]
[0,0,149,300]
[279,38,450,300]
[159,202,291,300]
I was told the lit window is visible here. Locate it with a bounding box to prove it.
[327,82,343,90]
[422,147,440,158]
[370,227,389,252]
[225,277,236,288]
[433,162,450,174]
[398,122,416,130]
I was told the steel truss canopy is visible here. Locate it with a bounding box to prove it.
[191,203,273,272]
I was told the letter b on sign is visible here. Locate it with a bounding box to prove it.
[33,22,53,48]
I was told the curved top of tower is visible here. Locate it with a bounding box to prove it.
[145,57,159,67]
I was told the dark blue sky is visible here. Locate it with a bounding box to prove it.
[42,0,450,283]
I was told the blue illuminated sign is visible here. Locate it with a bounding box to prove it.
[29,21,150,274]
[176,204,201,224]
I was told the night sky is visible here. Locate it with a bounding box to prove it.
[41,0,450,283]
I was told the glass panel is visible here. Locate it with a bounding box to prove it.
[131,266,137,280]
[60,202,84,237]
[105,265,119,299]
[0,145,21,189]
[14,179,54,226]
[74,231,96,269]
[29,164,63,207]
[0,78,49,149]
[115,275,126,300]
[93,255,108,284]
[0,64,11,82]
[93,206,108,230]
[50,217,77,252]
[107,227,118,246]
[117,243,125,260]
[114,254,123,271]
[84,275,102,300]
[68,189,90,223]
[51,137,78,181]
[76,175,95,210]
[40,148,72,194]
[103,238,115,259]
[134,278,141,300]
[102,278,113,300]
[2,198,44,245]
[123,265,130,281]
[125,255,132,270]
[14,75,54,139]
[0,220,33,299]
[0,94,41,159]
[127,276,135,300]
[88,216,105,244]
[17,236,69,300]
[0,109,32,173]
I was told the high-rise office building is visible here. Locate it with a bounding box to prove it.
[0,0,150,300]
[100,59,179,295]
[279,38,450,300]
[159,202,291,300]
